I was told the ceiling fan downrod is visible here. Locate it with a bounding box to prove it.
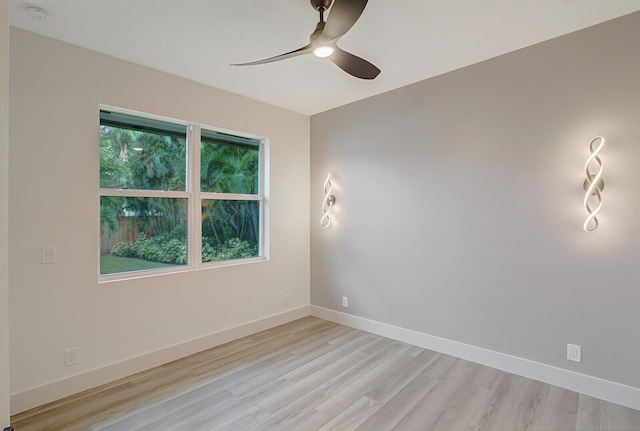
[311,0,332,22]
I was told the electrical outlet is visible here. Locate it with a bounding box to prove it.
[65,348,78,366]
[342,296,349,308]
[567,344,581,362]
[283,294,290,306]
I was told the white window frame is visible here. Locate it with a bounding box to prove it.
[98,105,268,283]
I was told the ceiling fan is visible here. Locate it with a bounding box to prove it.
[232,0,380,80]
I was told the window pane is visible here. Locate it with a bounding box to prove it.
[200,129,259,194]
[202,200,260,263]
[100,111,187,191]
[100,197,188,275]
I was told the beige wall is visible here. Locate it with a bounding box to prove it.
[0,0,10,426]
[9,28,310,410]
[311,11,640,395]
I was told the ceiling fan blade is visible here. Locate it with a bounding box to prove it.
[322,0,369,40]
[232,44,312,66]
[331,47,380,79]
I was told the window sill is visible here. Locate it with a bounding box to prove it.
[98,256,268,284]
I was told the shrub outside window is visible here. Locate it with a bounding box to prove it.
[200,129,261,264]
[99,108,266,279]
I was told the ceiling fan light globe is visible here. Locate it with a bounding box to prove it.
[313,46,334,58]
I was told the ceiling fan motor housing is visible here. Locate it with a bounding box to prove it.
[311,0,333,11]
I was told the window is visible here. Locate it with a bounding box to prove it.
[99,108,266,279]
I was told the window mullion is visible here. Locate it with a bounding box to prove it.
[188,124,202,267]
[99,189,188,199]
[259,138,268,259]
[199,192,261,201]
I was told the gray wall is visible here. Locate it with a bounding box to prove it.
[311,11,640,389]
[0,0,10,425]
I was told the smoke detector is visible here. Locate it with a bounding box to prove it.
[26,6,50,22]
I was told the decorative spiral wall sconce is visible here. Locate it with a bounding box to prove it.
[583,136,605,232]
[321,173,336,228]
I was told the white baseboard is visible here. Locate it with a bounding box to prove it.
[311,305,640,411]
[11,306,311,415]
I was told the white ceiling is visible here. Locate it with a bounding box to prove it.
[9,1,640,115]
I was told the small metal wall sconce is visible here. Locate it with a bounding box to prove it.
[583,136,605,232]
[321,173,336,228]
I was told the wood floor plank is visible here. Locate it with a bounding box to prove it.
[465,372,535,431]
[280,339,414,425]
[317,396,381,431]
[258,406,330,431]
[576,394,604,431]
[187,339,374,430]
[364,349,440,404]
[131,323,355,430]
[278,332,376,384]
[153,336,361,431]
[577,394,640,431]
[209,405,271,431]
[355,373,439,431]
[92,404,170,431]
[11,317,640,431]
[391,357,489,430]
[257,348,370,413]
[528,384,579,431]
[133,389,235,431]
[313,342,436,420]
[429,364,497,431]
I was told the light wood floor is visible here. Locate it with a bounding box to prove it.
[11,317,640,430]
